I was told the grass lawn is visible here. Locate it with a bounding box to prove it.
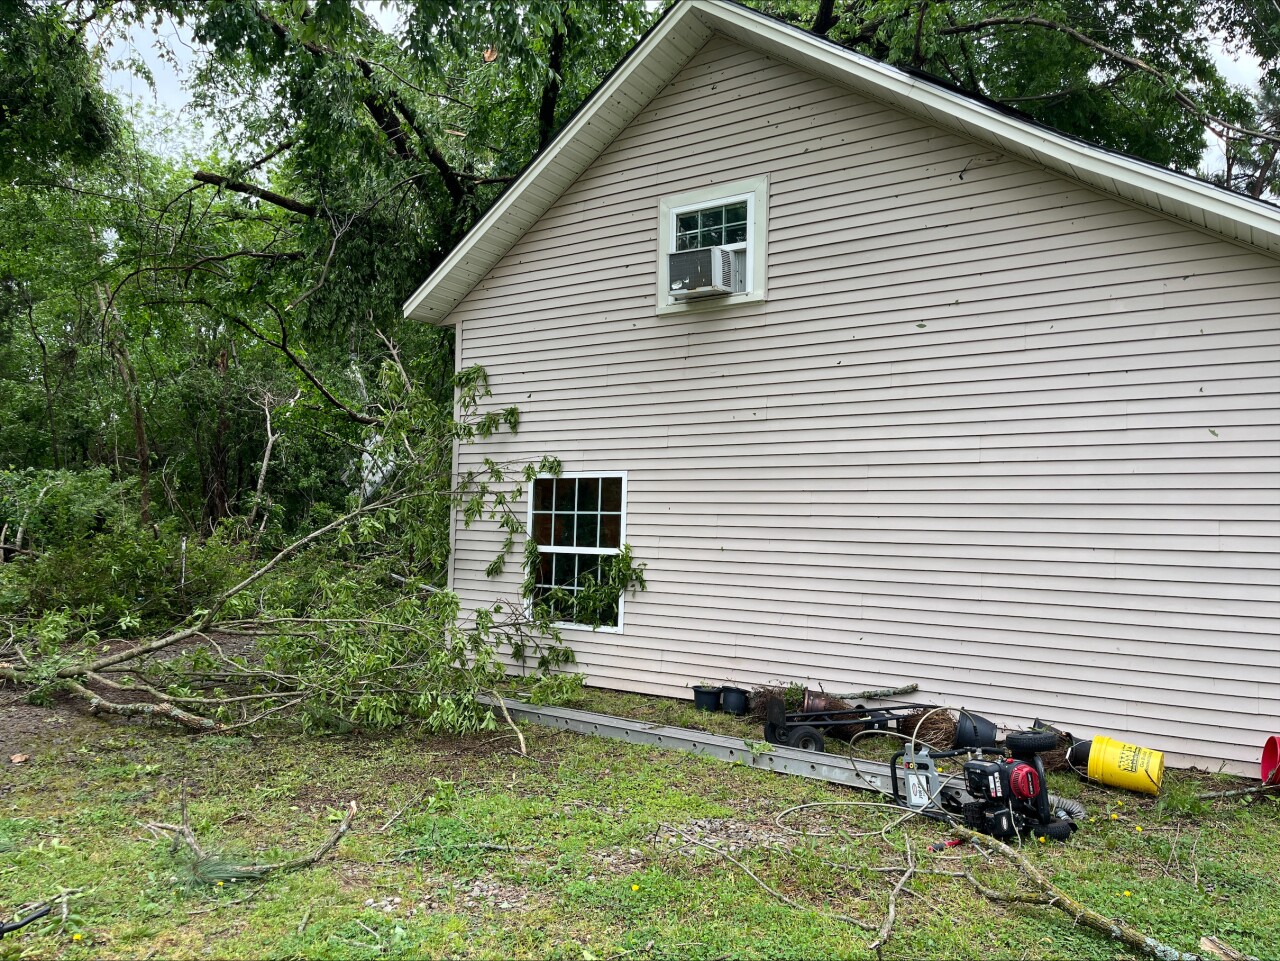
[1,687,1275,960]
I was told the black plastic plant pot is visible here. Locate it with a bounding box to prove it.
[692,685,722,712]
[720,687,749,716]
[1067,739,1093,771]
[954,710,1000,749]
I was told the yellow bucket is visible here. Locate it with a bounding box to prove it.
[1086,735,1165,795]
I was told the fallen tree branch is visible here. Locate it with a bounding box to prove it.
[1195,783,1280,801]
[830,683,919,700]
[147,800,358,882]
[66,679,218,731]
[869,835,915,953]
[950,824,1203,960]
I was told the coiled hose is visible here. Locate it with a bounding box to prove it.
[1047,793,1087,822]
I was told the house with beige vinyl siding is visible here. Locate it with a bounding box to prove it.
[404,0,1280,774]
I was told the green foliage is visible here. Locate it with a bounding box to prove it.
[522,541,648,633]
[783,682,806,711]
[748,0,1279,179]
[0,0,119,178]
[1156,780,1211,817]
[523,672,586,707]
[175,854,269,888]
[0,468,246,627]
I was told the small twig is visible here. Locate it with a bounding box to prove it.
[297,908,312,935]
[392,841,531,861]
[379,793,422,833]
[662,824,874,931]
[147,801,357,879]
[186,885,264,916]
[869,835,915,953]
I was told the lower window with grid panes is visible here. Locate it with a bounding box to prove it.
[528,474,626,628]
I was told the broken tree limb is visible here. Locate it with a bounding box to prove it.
[830,683,919,700]
[192,171,318,218]
[1198,936,1260,961]
[66,679,218,731]
[1195,783,1280,801]
[241,800,358,874]
[949,824,1203,961]
[489,691,527,756]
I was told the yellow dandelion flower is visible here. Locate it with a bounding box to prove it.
[72,934,83,942]
[1135,826,1143,832]
[1116,800,1124,806]
[631,884,639,892]
[1123,891,1131,897]
[1038,836,1046,843]
[217,881,225,887]
[1110,813,1119,820]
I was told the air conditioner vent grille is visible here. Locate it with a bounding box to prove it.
[668,246,736,299]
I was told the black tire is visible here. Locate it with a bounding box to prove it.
[786,724,826,753]
[1006,730,1059,757]
[1041,818,1076,842]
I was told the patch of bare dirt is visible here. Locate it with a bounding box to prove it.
[659,817,799,853]
[0,685,93,761]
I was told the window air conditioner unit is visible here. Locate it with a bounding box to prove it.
[668,246,735,299]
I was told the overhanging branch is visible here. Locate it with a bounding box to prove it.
[192,171,318,218]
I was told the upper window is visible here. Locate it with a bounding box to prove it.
[657,175,768,315]
[675,200,749,251]
[529,474,626,629]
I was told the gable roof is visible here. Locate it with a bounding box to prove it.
[404,0,1280,324]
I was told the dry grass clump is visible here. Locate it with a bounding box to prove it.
[1038,731,1077,772]
[897,709,958,749]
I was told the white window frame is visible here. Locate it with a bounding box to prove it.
[525,471,629,633]
[656,174,769,316]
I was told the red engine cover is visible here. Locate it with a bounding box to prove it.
[1007,761,1040,800]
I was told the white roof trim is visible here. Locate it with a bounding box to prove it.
[404,0,1280,324]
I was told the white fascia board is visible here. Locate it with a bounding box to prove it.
[402,3,714,325]
[695,1,1280,259]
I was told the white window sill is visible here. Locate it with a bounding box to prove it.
[656,290,767,317]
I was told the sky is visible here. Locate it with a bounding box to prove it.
[102,10,1266,175]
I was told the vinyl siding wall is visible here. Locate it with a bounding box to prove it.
[445,37,1280,772]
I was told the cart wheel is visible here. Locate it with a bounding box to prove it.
[786,725,826,753]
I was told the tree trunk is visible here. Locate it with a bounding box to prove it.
[25,308,63,469]
[111,339,152,526]
[203,348,232,531]
[537,17,568,152]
